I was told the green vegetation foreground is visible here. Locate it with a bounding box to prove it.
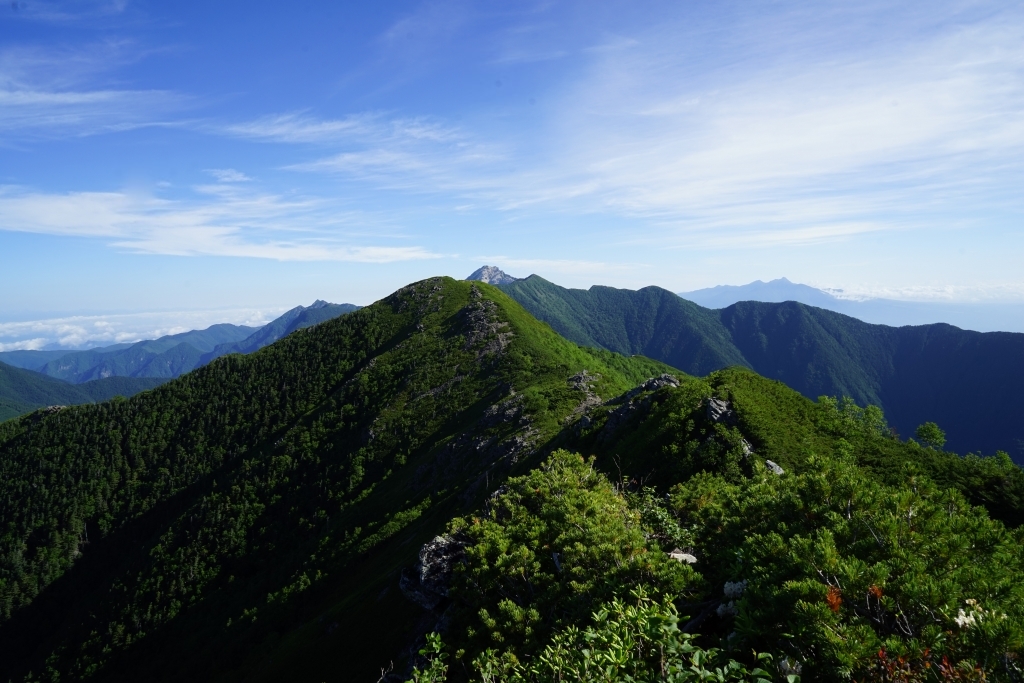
[0,278,1021,681]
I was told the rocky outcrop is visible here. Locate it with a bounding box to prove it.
[668,548,697,564]
[465,265,521,285]
[598,374,681,442]
[400,535,467,610]
[613,374,680,405]
[765,459,785,475]
[461,289,514,358]
[566,370,603,425]
[705,397,737,426]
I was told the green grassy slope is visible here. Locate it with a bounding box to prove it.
[0,278,669,683]
[501,276,1024,460]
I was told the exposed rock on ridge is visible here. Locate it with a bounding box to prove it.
[466,265,521,286]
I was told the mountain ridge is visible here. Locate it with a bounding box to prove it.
[499,274,1024,460]
[680,276,1024,332]
[0,303,360,387]
[1,275,1022,681]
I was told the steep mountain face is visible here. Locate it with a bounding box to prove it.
[466,265,521,285]
[501,276,1024,460]
[0,278,669,682]
[0,361,165,422]
[199,301,360,364]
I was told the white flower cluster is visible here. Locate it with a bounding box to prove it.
[954,598,1008,629]
[779,658,803,675]
[716,580,748,618]
[723,580,747,599]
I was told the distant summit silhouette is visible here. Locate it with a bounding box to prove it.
[679,278,1024,332]
[466,265,521,285]
[679,278,840,309]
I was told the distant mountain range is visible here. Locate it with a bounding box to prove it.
[197,300,359,364]
[0,300,359,422]
[680,277,1024,332]
[484,273,1024,461]
[0,362,164,422]
[0,301,359,383]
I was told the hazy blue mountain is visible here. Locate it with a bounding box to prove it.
[6,306,359,386]
[34,323,258,383]
[466,265,521,285]
[199,300,360,364]
[0,361,165,422]
[0,349,79,372]
[680,277,841,309]
[501,275,1024,460]
[680,277,1024,332]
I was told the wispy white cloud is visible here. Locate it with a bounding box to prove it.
[819,282,1024,304]
[225,111,497,192]
[0,42,187,138]
[8,0,130,24]
[0,307,284,350]
[0,184,442,262]
[0,338,50,352]
[253,4,1024,251]
[206,168,252,183]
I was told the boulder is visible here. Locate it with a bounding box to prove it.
[705,398,737,426]
[668,548,698,564]
[399,535,467,610]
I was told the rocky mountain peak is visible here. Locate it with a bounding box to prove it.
[466,265,521,285]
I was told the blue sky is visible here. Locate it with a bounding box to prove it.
[2,0,1023,347]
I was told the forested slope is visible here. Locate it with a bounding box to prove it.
[0,361,165,422]
[3,276,1024,682]
[404,367,1024,681]
[0,278,669,682]
[500,276,1024,460]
